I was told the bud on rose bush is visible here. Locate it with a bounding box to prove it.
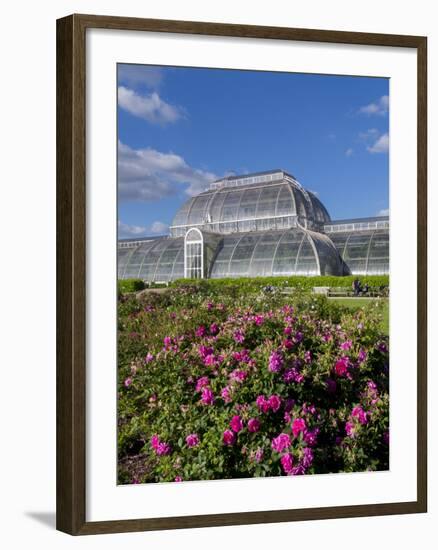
[118,285,389,483]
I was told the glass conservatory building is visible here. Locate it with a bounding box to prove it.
[118,170,389,282]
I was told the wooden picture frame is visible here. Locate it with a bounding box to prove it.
[56,13,427,535]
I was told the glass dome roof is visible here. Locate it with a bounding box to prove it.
[170,170,331,237]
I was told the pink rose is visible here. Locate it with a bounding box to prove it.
[223,429,236,446]
[200,387,215,405]
[195,376,209,392]
[351,405,368,425]
[292,418,306,438]
[156,442,171,456]
[204,354,217,367]
[163,336,172,347]
[280,453,294,474]
[271,433,291,453]
[268,394,282,412]
[334,357,349,377]
[248,418,261,433]
[256,395,270,413]
[303,428,319,447]
[195,326,206,337]
[230,415,244,433]
[340,340,352,351]
[345,420,356,438]
[221,386,232,403]
[233,329,245,343]
[268,351,283,373]
[186,433,200,447]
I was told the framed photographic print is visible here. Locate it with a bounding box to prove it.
[56,14,427,535]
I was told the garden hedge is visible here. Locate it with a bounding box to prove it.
[172,275,389,292]
[118,278,145,294]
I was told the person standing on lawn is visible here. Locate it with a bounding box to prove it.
[352,277,360,296]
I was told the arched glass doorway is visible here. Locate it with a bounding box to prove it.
[184,228,204,279]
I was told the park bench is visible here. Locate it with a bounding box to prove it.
[313,286,329,296]
[327,287,354,297]
[327,287,386,298]
[279,287,296,295]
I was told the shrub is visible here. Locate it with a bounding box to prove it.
[118,287,389,483]
[172,275,389,293]
[118,279,145,294]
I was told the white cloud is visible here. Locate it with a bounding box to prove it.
[118,220,148,238]
[359,95,389,116]
[345,148,354,157]
[377,208,389,216]
[118,86,183,125]
[150,221,169,234]
[359,128,379,141]
[118,141,217,202]
[357,129,389,154]
[367,133,389,154]
[118,65,163,88]
[118,220,169,238]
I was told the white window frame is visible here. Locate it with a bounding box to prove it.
[184,227,204,279]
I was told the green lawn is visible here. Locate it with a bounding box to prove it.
[328,297,389,336]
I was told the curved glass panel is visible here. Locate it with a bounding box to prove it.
[118,237,185,282]
[170,246,185,280]
[208,190,227,223]
[210,229,345,278]
[249,232,281,276]
[122,241,158,279]
[229,234,261,277]
[255,185,281,219]
[154,239,184,282]
[221,189,244,222]
[366,230,390,275]
[290,185,308,221]
[118,247,136,278]
[276,185,295,217]
[187,195,210,226]
[272,231,305,275]
[309,232,344,275]
[295,236,319,275]
[238,187,262,220]
[170,177,330,235]
[209,234,241,278]
[172,197,196,227]
[329,230,389,275]
[308,192,331,224]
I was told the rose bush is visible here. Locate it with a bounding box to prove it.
[118,285,389,483]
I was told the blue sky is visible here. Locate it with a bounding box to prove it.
[117,64,389,238]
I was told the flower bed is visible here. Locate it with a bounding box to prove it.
[118,286,389,483]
